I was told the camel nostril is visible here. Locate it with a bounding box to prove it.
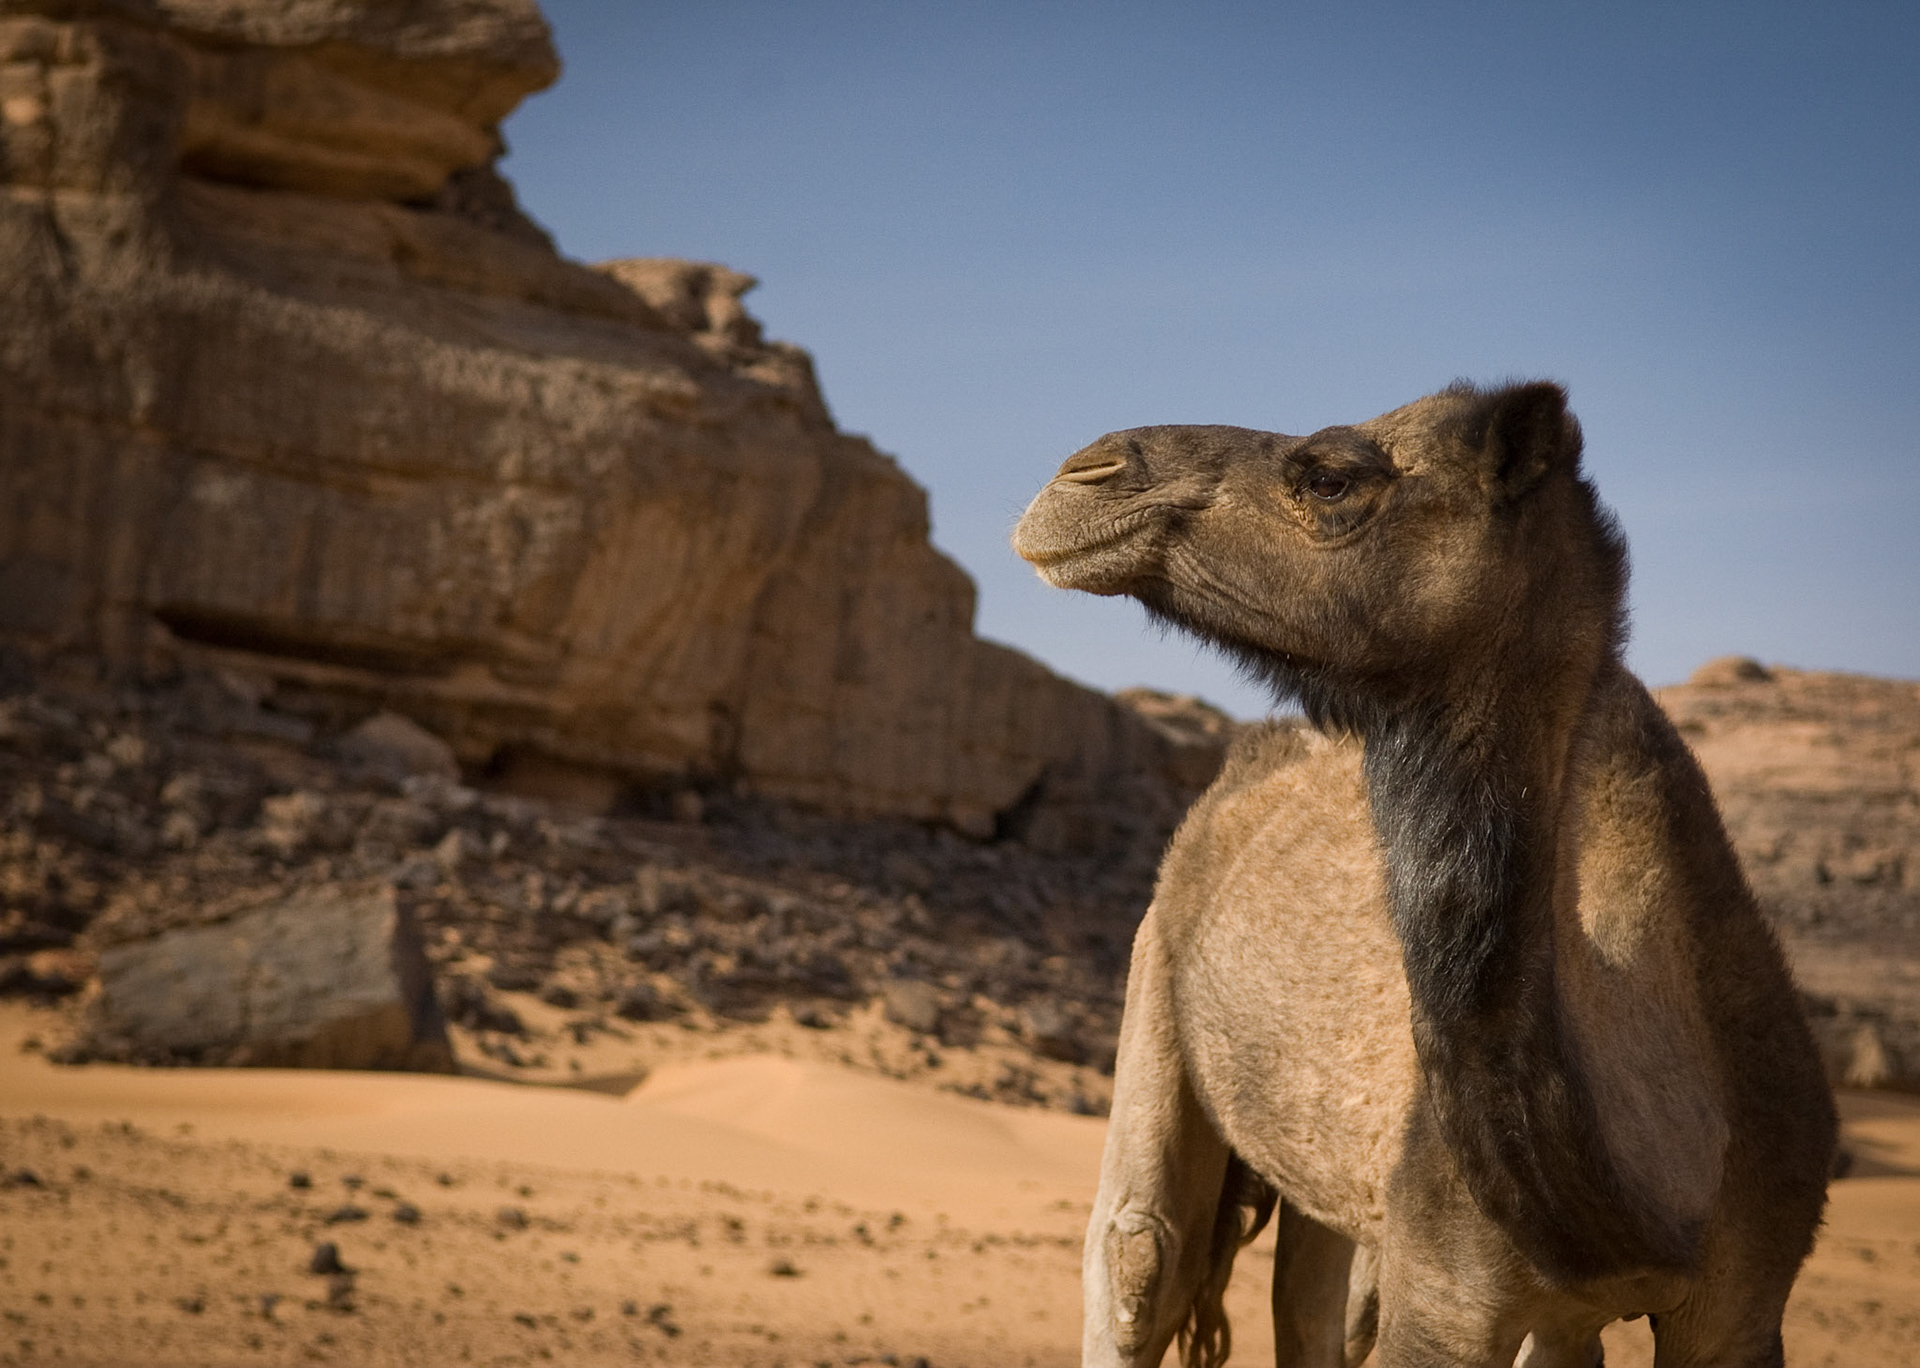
[1055,454,1128,486]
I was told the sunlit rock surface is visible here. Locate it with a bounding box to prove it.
[0,0,1210,838]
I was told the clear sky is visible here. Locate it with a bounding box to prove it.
[502,1,1919,719]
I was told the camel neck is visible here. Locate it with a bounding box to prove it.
[1360,662,1695,1284]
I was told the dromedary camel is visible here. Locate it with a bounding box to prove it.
[1011,381,1836,1368]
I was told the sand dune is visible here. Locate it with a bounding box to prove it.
[1,1003,1915,1366]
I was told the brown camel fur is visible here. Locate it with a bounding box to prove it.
[1011,382,1836,1367]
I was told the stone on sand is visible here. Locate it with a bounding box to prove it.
[85,885,452,1071]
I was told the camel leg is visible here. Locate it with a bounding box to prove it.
[1647,1286,1790,1368]
[1367,1207,1530,1368]
[1344,1240,1380,1367]
[1270,1203,1357,1368]
[1084,905,1233,1368]
[1645,1190,1814,1368]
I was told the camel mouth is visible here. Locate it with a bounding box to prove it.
[1026,538,1147,595]
[1013,505,1163,595]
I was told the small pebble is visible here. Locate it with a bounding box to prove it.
[325,1273,356,1313]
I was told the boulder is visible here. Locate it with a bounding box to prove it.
[0,0,1216,844]
[880,978,943,1035]
[338,710,461,782]
[83,883,453,1070]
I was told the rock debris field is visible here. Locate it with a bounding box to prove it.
[1,656,1160,1111]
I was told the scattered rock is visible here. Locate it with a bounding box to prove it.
[1019,1001,1084,1064]
[325,1272,358,1313]
[441,977,527,1036]
[256,791,354,859]
[84,885,453,1072]
[308,1242,349,1276]
[1844,1023,1894,1089]
[0,951,85,999]
[339,713,462,783]
[881,980,943,1036]
[485,963,544,993]
[612,981,674,1023]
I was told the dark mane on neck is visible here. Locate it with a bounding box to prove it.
[1361,691,1696,1282]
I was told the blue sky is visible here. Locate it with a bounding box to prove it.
[503,2,1918,718]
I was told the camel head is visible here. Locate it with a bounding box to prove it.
[1013,380,1627,723]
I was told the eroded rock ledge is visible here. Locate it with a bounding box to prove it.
[0,0,1207,842]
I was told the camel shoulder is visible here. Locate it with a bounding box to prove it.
[1194,716,1363,815]
[1154,719,1372,925]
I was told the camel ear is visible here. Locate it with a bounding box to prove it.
[1472,382,1580,502]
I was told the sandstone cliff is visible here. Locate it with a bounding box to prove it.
[1658,659,1920,1088]
[0,0,1204,840]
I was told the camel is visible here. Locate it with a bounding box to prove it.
[1011,381,1836,1367]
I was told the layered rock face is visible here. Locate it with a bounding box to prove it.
[1658,659,1920,1089]
[0,0,1201,839]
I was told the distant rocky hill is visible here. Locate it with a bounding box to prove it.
[1657,658,1920,1090]
[0,0,1206,850]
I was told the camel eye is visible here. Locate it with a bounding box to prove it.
[1304,471,1351,502]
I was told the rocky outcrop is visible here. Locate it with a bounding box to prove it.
[1658,659,1920,1090]
[80,882,452,1070]
[0,0,1207,840]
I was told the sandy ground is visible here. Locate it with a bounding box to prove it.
[1,1003,1916,1367]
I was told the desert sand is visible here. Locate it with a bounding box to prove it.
[1,1003,1916,1367]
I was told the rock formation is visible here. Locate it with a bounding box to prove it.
[0,0,1203,840]
[1658,659,1920,1089]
